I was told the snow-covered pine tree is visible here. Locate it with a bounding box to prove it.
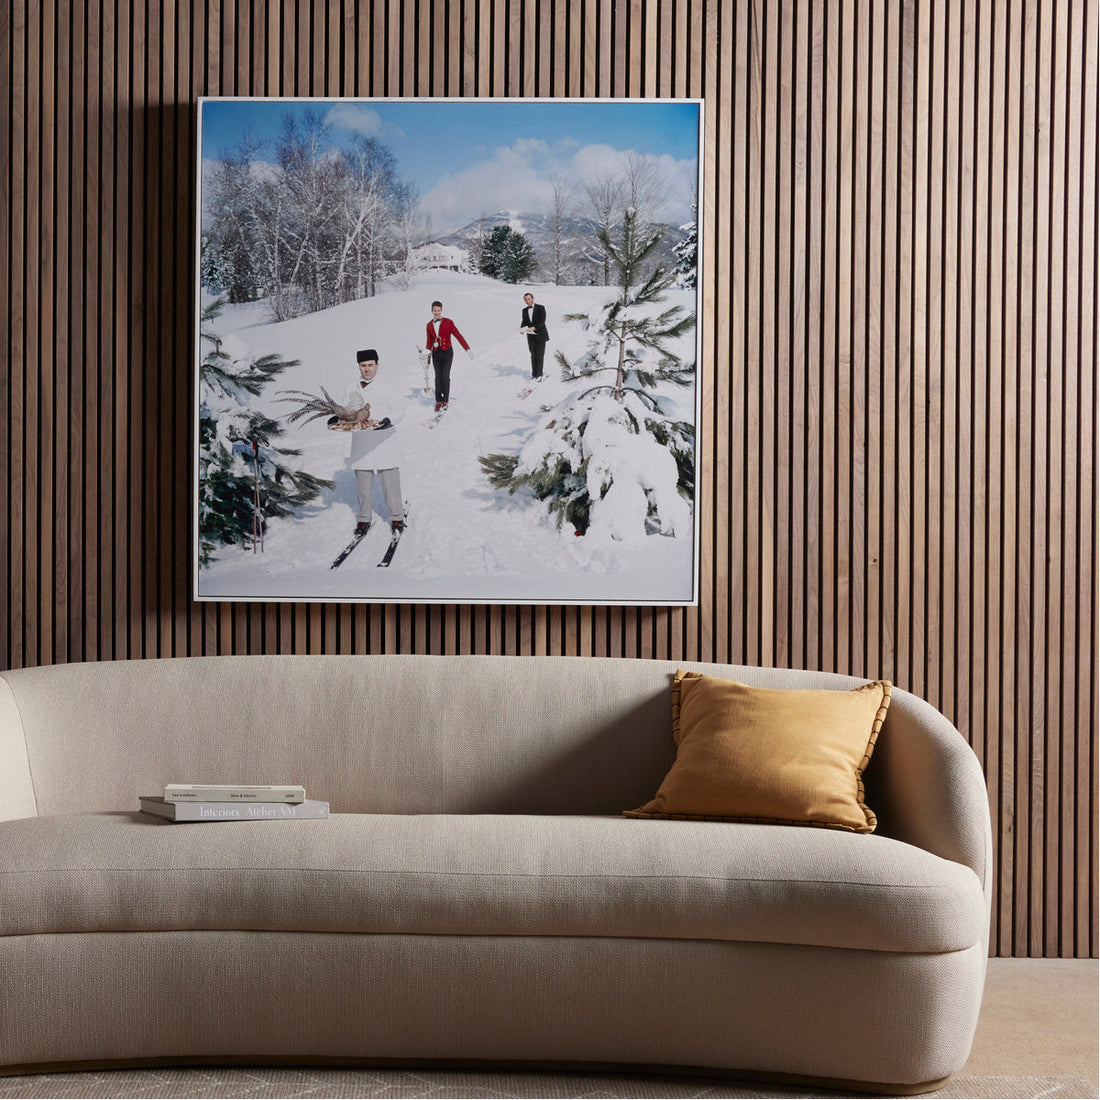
[479,209,696,543]
[674,204,698,289]
[198,299,332,566]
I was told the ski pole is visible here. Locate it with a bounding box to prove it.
[251,438,264,553]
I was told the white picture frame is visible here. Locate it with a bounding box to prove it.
[193,96,703,606]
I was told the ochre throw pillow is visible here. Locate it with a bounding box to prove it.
[624,671,892,833]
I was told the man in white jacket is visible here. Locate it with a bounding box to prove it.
[333,348,405,536]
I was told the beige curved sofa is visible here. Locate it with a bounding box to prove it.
[0,654,991,1093]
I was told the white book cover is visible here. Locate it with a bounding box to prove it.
[164,784,306,803]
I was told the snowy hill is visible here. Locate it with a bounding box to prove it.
[196,270,699,605]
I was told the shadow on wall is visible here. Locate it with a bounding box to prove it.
[470,691,678,816]
[107,104,201,624]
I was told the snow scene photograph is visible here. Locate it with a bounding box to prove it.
[193,97,703,605]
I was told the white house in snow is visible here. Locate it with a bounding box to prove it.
[409,243,469,272]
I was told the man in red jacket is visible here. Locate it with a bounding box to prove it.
[425,299,471,411]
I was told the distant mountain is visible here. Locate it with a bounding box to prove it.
[436,210,689,283]
[438,210,603,247]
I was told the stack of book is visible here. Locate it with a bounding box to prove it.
[138,784,330,823]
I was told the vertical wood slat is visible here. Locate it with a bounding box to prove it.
[0,0,1095,957]
[1077,0,1098,963]
[83,0,100,661]
[4,0,20,668]
[24,0,41,669]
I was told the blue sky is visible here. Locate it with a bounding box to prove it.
[200,98,701,232]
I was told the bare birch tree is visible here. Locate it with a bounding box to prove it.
[201,111,418,320]
[581,170,626,285]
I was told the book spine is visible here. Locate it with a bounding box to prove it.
[159,800,329,821]
[164,784,306,803]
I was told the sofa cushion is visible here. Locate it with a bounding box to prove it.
[625,672,890,832]
[0,812,985,954]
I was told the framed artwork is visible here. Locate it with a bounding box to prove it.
[193,97,703,605]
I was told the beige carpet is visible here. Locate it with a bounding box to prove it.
[0,1067,1094,1099]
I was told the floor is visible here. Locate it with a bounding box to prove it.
[961,958,1098,1090]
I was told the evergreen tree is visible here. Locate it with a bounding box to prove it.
[561,209,695,401]
[500,228,537,284]
[478,224,537,284]
[477,225,507,279]
[674,205,698,289]
[198,299,332,565]
[200,231,260,304]
[479,209,696,541]
[200,149,263,303]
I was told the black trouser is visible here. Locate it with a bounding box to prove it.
[527,336,546,379]
[431,347,454,403]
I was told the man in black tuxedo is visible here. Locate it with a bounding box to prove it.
[520,292,550,380]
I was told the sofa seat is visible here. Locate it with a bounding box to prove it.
[0,811,985,954]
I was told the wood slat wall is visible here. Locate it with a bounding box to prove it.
[1,0,1095,958]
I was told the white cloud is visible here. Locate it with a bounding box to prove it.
[570,143,627,180]
[419,139,696,234]
[324,104,385,138]
[419,141,562,231]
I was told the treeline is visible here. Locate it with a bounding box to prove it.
[469,210,696,290]
[467,155,697,288]
[200,111,422,321]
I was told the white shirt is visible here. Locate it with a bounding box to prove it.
[343,379,405,471]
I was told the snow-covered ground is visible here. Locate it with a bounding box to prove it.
[196,271,699,605]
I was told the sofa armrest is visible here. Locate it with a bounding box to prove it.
[868,687,993,915]
[0,676,38,820]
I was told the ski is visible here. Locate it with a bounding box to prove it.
[378,524,405,567]
[517,379,543,399]
[427,406,448,429]
[330,524,371,569]
[377,502,410,568]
